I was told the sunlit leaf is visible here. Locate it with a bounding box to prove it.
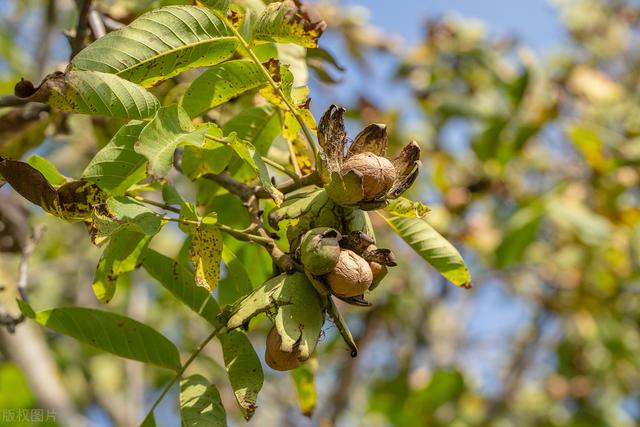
[227,133,283,205]
[83,121,147,195]
[27,154,67,186]
[15,71,159,119]
[253,0,326,48]
[70,6,238,87]
[91,196,163,240]
[182,60,267,118]
[384,197,430,218]
[142,249,263,419]
[291,360,317,417]
[18,301,180,370]
[383,216,471,288]
[190,221,223,292]
[135,105,207,178]
[220,330,263,420]
[180,375,227,427]
[142,249,220,325]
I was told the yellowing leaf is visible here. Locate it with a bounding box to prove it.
[253,1,326,48]
[385,197,431,218]
[190,223,223,292]
[291,360,318,417]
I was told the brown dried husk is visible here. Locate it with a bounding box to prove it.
[341,152,396,200]
[325,249,373,297]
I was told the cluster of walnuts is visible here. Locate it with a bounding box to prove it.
[257,105,420,371]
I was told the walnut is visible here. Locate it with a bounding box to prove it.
[265,326,305,371]
[340,152,396,200]
[324,249,373,297]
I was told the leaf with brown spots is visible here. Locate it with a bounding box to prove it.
[0,156,107,222]
[253,0,326,48]
[14,71,159,119]
[190,219,224,293]
[70,6,238,88]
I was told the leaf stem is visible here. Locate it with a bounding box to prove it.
[163,217,273,245]
[260,156,300,182]
[217,12,319,161]
[131,195,180,213]
[204,133,299,181]
[141,325,224,423]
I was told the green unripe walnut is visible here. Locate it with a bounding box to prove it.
[300,227,342,276]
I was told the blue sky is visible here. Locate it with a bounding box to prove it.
[341,0,565,50]
[309,1,567,123]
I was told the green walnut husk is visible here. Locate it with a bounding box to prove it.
[299,227,342,275]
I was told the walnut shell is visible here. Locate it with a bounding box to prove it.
[265,326,304,371]
[368,261,388,291]
[324,249,373,298]
[341,152,396,200]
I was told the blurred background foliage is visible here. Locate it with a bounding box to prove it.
[0,0,639,426]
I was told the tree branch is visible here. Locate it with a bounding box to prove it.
[70,0,93,58]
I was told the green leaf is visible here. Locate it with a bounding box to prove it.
[27,154,67,186]
[182,60,268,118]
[196,0,229,12]
[91,196,163,239]
[326,296,357,356]
[274,272,324,360]
[15,71,159,119]
[18,301,180,370]
[219,246,254,306]
[227,134,283,204]
[495,205,543,268]
[253,1,326,48]
[190,222,223,292]
[180,375,227,427]
[142,249,220,325]
[222,105,280,155]
[291,361,317,417]
[384,216,471,288]
[70,6,238,87]
[92,230,152,303]
[220,331,263,420]
[181,124,232,179]
[385,197,430,218]
[135,104,207,178]
[82,121,147,195]
[142,249,263,420]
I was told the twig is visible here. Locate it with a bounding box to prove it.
[70,0,93,58]
[17,225,46,302]
[35,0,56,79]
[88,9,106,39]
[256,170,322,199]
[203,133,300,182]
[203,173,299,272]
[142,325,224,423]
[261,156,301,181]
[132,195,181,214]
[0,96,30,108]
[215,11,319,160]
